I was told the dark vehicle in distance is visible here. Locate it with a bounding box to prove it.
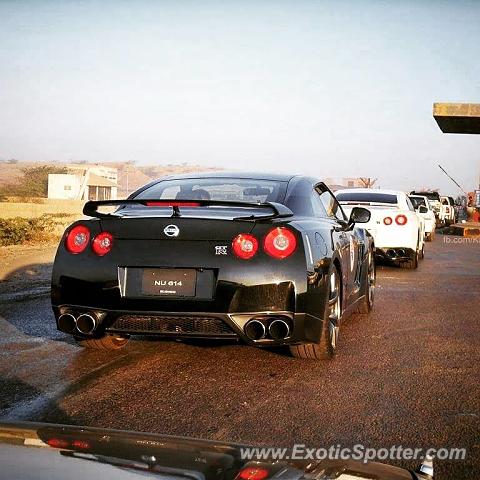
[51,172,375,359]
[0,421,434,480]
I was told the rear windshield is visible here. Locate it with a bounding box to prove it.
[411,191,440,201]
[135,178,287,203]
[409,196,426,209]
[336,192,398,204]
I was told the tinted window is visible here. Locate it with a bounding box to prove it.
[409,196,426,209]
[411,191,440,201]
[336,192,398,204]
[135,178,287,203]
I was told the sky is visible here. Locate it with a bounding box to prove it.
[1,0,479,195]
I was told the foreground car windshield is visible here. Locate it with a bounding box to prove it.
[336,192,398,204]
[135,178,287,203]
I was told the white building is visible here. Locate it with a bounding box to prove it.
[48,165,118,200]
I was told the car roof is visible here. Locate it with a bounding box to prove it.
[160,171,298,182]
[335,188,405,196]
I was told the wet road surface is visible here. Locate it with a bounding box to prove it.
[0,237,479,478]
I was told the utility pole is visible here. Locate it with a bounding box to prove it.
[437,164,467,195]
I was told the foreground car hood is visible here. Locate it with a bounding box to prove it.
[0,422,424,480]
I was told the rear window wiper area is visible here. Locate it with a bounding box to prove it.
[83,199,293,221]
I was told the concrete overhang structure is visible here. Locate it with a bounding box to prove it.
[433,103,480,134]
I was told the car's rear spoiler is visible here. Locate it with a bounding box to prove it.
[83,199,294,220]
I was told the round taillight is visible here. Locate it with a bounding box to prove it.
[92,232,114,256]
[383,217,393,225]
[238,468,269,480]
[395,214,408,225]
[232,234,258,260]
[65,225,90,254]
[263,227,297,259]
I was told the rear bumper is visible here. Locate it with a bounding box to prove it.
[53,306,323,346]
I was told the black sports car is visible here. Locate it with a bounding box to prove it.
[51,172,375,359]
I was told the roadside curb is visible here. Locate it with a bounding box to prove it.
[0,286,50,304]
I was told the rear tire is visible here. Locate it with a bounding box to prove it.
[290,265,341,360]
[75,335,129,350]
[355,251,375,314]
[419,243,425,260]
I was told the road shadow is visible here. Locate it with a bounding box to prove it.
[0,377,76,423]
[0,261,53,297]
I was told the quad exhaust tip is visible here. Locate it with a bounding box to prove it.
[58,313,77,334]
[76,313,97,335]
[244,319,266,341]
[268,318,291,340]
[244,317,292,341]
[386,249,397,258]
[58,311,98,335]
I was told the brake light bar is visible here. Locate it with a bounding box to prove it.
[145,202,201,207]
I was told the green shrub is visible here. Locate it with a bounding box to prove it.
[0,215,60,246]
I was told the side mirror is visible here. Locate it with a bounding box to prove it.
[418,205,428,214]
[349,207,371,224]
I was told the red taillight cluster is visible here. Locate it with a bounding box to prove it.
[65,225,90,254]
[383,215,408,226]
[92,231,113,256]
[65,225,113,256]
[264,227,297,259]
[232,227,296,260]
[232,234,258,260]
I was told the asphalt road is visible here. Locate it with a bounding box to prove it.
[0,236,479,479]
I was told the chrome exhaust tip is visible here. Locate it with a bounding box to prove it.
[386,249,397,258]
[76,313,97,335]
[268,318,291,340]
[58,313,77,333]
[244,319,266,341]
[398,248,406,257]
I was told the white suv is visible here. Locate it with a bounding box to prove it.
[409,195,436,241]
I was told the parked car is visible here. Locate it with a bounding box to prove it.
[441,196,456,225]
[410,191,446,226]
[336,189,424,269]
[51,172,375,360]
[0,421,435,480]
[409,195,436,241]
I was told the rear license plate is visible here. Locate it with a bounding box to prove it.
[141,268,197,297]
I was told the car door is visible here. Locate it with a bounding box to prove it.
[313,184,358,300]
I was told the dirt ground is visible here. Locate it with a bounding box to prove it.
[0,243,57,297]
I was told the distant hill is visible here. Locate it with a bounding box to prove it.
[0,160,222,197]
